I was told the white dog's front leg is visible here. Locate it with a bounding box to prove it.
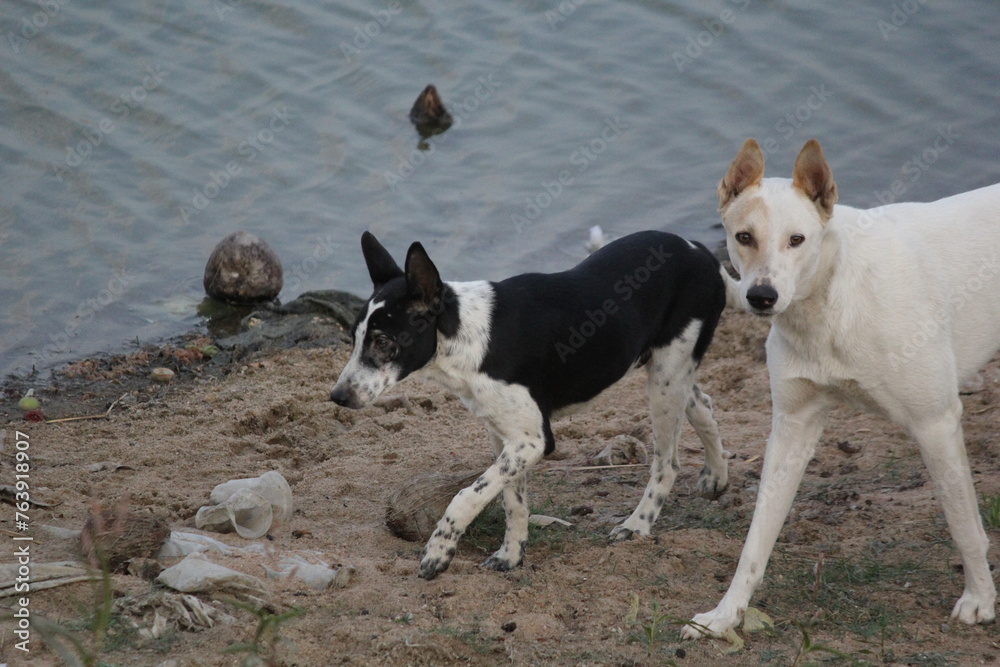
[418,434,544,580]
[910,405,997,625]
[682,392,828,639]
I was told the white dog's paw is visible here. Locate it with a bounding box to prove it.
[950,592,997,625]
[680,608,742,640]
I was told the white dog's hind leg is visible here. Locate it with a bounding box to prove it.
[687,384,729,499]
[910,404,997,624]
[682,391,828,639]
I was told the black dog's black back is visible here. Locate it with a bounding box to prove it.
[480,231,725,422]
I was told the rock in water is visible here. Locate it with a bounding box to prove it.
[203,231,283,304]
[409,84,453,138]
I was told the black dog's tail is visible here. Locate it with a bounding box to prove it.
[718,264,742,310]
[691,239,742,311]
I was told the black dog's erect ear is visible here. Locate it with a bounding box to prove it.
[361,231,404,288]
[404,242,443,311]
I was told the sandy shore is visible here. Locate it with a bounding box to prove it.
[2,301,998,666]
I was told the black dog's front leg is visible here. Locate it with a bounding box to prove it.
[419,436,543,580]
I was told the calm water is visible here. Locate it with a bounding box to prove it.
[2,0,998,377]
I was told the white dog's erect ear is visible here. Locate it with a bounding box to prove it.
[719,138,765,210]
[792,139,838,220]
[404,242,443,311]
[361,231,404,288]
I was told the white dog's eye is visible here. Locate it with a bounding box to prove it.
[735,232,753,246]
[789,234,805,247]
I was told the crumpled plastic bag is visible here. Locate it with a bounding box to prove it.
[157,531,236,558]
[157,554,267,600]
[262,553,354,591]
[0,561,98,597]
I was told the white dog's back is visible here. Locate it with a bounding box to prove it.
[830,183,1000,382]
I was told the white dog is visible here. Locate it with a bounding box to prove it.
[683,138,1000,639]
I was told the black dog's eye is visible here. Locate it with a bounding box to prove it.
[789,234,805,247]
[373,335,394,351]
[735,232,753,246]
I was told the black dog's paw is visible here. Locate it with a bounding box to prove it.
[418,557,447,580]
[481,554,522,572]
[696,467,729,500]
[608,526,638,543]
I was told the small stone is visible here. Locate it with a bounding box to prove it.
[203,231,283,304]
[150,368,175,383]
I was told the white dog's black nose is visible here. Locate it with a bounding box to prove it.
[746,284,778,311]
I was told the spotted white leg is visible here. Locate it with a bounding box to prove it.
[419,429,544,580]
[688,384,729,499]
[609,344,696,542]
[481,430,531,571]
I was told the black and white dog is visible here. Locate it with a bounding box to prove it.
[331,230,730,579]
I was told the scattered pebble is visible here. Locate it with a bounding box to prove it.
[837,441,862,455]
[150,367,175,383]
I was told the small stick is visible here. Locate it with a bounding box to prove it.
[45,393,128,424]
[546,463,647,473]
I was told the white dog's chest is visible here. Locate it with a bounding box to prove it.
[770,327,892,418]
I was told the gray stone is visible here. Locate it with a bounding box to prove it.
[203,231,283,304]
